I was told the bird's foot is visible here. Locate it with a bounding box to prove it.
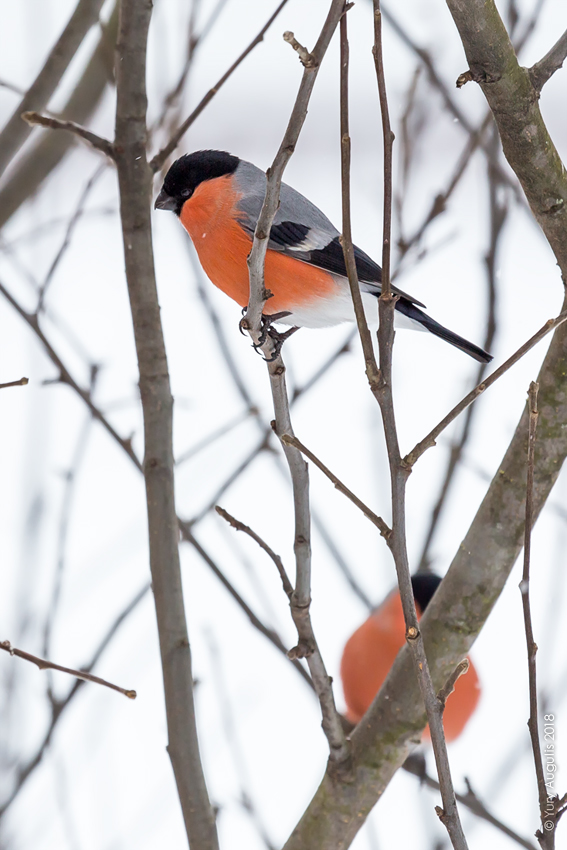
[239,310,298,360]
[262,324,299,361]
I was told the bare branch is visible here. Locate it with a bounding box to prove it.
[0,0,106,177]
[113,2,218,847]
[0,640,135,699]
[370,6,467,848]
[215,506,294,598]
[339,9,379,386]
[372,4,394,297]
[519,382,556,848]
[0,583,149,818]
[281,433,391,539]
[22,111,114,158]
[529,27,567,92]
[150,0,291,172]
[405,311,567,468]
[0,377,28,389]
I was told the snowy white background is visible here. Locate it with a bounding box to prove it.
[1,0,566,848]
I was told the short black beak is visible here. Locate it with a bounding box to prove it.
[154,188,177,211]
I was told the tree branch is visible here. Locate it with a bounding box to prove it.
[22,111,114,157]
[529,27,567,93]
[520,382,557,849]
[281,433,391,539]
[0,377,28,389]
[0,640,135,699]
[405,310,567,468]
[215,505,294,598]
[113,2,218,848]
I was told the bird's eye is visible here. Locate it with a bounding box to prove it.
[181,188,192,198]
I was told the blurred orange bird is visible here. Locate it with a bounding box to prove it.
[340,574,481,741]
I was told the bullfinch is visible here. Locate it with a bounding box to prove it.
[155,150,492,363]
[340,573,480,741]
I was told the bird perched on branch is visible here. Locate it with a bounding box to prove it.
[155,150,491,363]
[340,573,481,741]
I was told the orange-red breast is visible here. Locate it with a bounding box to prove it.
[155,150,491,363]
[340,574,480,741]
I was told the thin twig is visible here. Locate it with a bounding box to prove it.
[0,377,28,389]
[0,640,136,699]
[405,311,567,468]
[339,8,380,386]
[0,583,149,818]
[215,506,294,598]
[373,4,468,847]
[179,522,314,690]
[520,382,552,846]
[150,0,290,171]
[372,3,394,298]
[22,111,114,158]
[281,433,390,539]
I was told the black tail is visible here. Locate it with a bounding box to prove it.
[395,298,492,363]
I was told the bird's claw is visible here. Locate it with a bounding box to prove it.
[241,311,297,360]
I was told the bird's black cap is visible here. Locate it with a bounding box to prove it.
[411,573,442,613]
[155,150,239,215]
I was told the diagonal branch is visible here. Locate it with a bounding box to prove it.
[281,433,391,538]
[22,112,114,158]
[529,27,567,92]
[215,506,294,598]
[150,0,291,172]
[405,310,567,467]
[0,640,135,699]
[0,377,28,389]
